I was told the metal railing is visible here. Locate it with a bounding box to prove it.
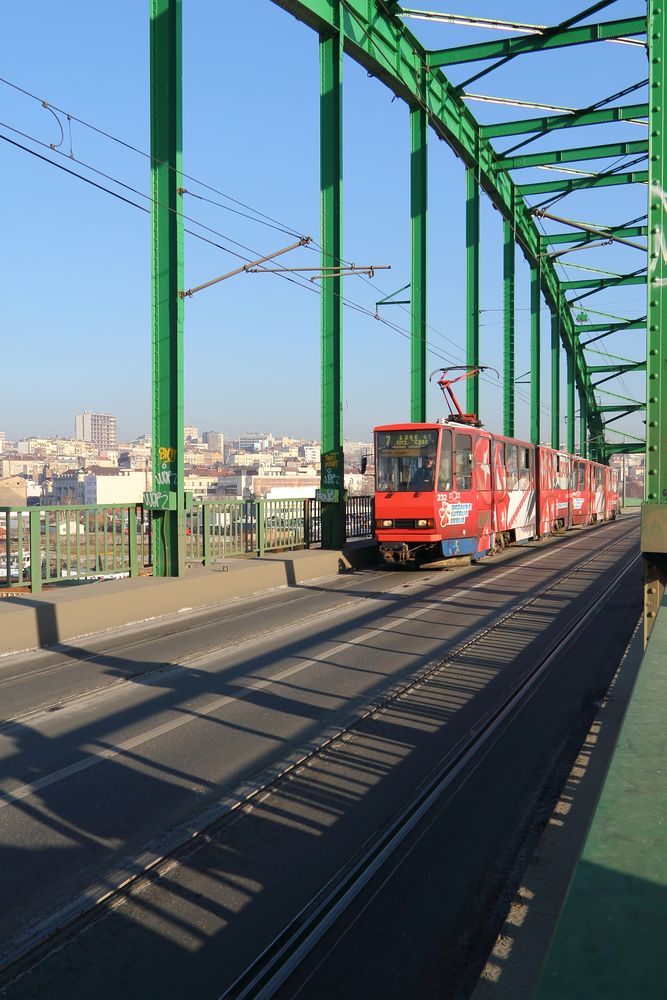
[0,496,374,591]
[0,504,148,593]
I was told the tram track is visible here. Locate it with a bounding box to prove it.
[221,540,641,1000]
[0,519,639,993]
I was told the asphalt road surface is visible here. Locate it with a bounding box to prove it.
[0,516,640,998]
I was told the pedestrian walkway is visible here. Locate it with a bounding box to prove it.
[536,593,667,1000]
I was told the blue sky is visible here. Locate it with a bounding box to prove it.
[1,1,647,446]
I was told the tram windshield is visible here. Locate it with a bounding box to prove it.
[376,429,449,492]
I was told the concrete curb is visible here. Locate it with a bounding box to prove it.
[0,544,377,656]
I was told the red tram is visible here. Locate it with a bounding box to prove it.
[373,369,619,567]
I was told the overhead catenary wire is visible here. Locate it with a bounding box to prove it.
[0,57,626,428]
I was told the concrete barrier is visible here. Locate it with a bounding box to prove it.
[0,544,376,656]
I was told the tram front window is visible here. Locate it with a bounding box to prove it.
[376,429,439,492]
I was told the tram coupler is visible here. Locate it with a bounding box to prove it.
[379,542,411,566]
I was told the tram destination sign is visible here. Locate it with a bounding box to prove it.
[379,430,437,449]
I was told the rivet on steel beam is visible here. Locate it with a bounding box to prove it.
[647,611,656,619]
[650,372,658,379]
[649,468,657,475]
[649,420,658,427]
[649,444,658,451]
[648,586,657,595]
[649,492,657,499]
[649,396,658,402]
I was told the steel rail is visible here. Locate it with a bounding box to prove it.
[220,539,640,999]
[0,521,638,990]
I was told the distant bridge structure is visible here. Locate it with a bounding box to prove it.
[147,2,662,625]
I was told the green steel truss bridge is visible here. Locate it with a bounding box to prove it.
[147,1,663,624]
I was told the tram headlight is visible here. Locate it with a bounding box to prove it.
[415,518,434,529]
[376,518,394,529]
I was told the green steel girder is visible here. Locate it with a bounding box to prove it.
[466,164,480,416]
[563,273,646,291]
[542,225,647,247]
[502,140,648,171]
[589,362,646,373]
[551,312,560,449]
[531,263,541,446]
[592,361,646,389]
[271,0,612,448]
[577,319,646,333]
[427,17,646,68]
[604,441,646,456]
[645,0,667,513]
[503,215,515,437]
[599,403,646,413]
[150,0,185,577]
[273,0,600,414]
[319,14,345,548]
[410,71,428,422]
[520,170,648,196]
[567,347,576,454]
[481,103,648,139]
[564,273,646,291]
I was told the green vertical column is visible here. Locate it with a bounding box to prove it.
[579,391,588,458]
[567,347,575,454]
[410,82,427,423]
[530,263,541,446]
[503,218,515,437]
[319,9,344,550]
[466,165,480,416]
[643,0,667,640]
[150,0,184,577]
[647,0,667,504]
[551,312,560,450]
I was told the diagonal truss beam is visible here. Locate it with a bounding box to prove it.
[502,139,648,170]
[427,16,646,68]
[481,102,647,138]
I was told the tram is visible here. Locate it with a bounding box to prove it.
[373,368,619,567]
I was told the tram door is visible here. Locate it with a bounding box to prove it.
[474,434,493,551]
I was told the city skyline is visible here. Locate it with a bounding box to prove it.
[1,1,647,451]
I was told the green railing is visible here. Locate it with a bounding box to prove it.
[0,504,149,593]
[0,496,374,591]
[185,497,325,562]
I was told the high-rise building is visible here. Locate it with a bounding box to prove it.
[203,430,224,454]
[74,412,117,450]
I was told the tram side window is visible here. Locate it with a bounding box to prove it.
[576,462,586,490]
[557,456,569,490]
[519,447,531,487]
[455,434,473,491]
[506,444,519,489]
[438,430,453,491]
[594,466,604,489]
